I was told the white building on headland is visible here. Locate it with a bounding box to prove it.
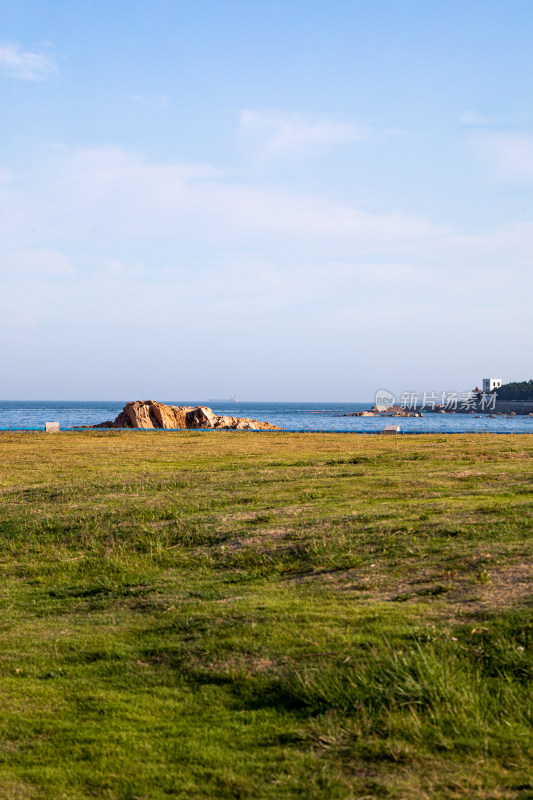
[483,378,502,393]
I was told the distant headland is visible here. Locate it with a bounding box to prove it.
[345,379,533,418]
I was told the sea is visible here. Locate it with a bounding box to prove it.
[1,401,533,433]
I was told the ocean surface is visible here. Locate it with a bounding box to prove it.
[1,401,533,433]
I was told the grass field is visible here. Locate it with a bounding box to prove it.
[0,431,532,799]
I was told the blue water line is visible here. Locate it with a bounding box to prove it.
[0,427,531,435]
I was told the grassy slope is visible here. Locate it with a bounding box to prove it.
[0,431,531,800]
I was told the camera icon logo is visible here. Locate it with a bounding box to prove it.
[374,388,396,412]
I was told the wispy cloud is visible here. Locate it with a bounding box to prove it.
[6,144,532,284]
[27,145,443,246]
[1,145,532,396]
[0,41,56,81]
[459,110,502,128]
[459,111,533,180]
[239,109,371,157]
[469,131,533,180]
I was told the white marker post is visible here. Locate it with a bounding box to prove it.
[45,422,60,433]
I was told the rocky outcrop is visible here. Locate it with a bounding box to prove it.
[186,406,218,429]
[151,401,190,429]
[343,405,423,418]
[125,401,159,429]
[92,410,131,429]
[91,401,281,431]
[211,414,278,430]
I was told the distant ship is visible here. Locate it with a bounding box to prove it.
[208,395,239,403]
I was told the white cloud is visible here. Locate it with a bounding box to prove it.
[459,110,501,128]
[239,109,370,156]
[470,131,533,180]
[459,113,533,181]
[0,41,56,81]
[1,143,532,399]
[11,248,75,276]
[4,143,533,282]
[1,145,532,361]
[0,145,444,255]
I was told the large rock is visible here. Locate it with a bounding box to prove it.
[151,402,192,429]
[185,406,218,429]
[90,410,131,429]
[90,401,281,431]
[125,401,159,429]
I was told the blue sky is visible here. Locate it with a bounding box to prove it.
[1,0,532,400]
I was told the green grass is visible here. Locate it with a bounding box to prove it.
[0,431,532,799]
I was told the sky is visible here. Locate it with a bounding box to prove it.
[1,0,532,401]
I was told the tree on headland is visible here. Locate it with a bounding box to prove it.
[494,380,533,401]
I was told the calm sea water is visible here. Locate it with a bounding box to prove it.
[1,401,533,433]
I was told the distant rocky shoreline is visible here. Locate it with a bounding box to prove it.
[84,401,281,431]
[343,405,424,418]
[344,401,533,418]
